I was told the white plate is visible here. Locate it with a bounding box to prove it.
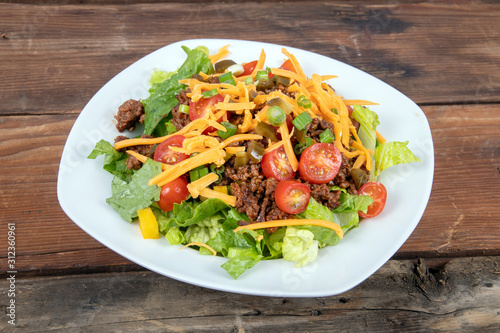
[57,39,434,297]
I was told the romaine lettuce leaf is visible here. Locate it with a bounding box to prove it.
[149,68,176,86]
[332,192,374,214]
[185,214,225,244]
[221,256,262,280]
[142,46,214,135]
[165,227,185,245]
[105,159,162,222]
[352,105,379,180]
[352,105,379,152]
[87,139,133,181]
[157,198,230,229]
[296,198,359,247]
[374,141,422,177]
[282,227,319,267]
[263,227,286,259]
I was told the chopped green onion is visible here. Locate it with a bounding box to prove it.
[198,167,209,179]
[179,104,189,114]
[189,169,200,182]
[189,165,209,182]
[219,72,236,86]
[210,163,225,175]
[244,77,254,85]
[332,108,338,114]
[256,70,269,80]
[217,121,237,139]
[210,164,225,183]
[319,128,335,143]
[292,112,312,131]
[202,88,219,98]
[267,106,286,127]
[297,95,312,109]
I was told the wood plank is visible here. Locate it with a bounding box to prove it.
[1,257,498,331]
[1,1,499,116]
[1,103,499,272]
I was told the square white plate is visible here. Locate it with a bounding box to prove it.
[57,39,434,297]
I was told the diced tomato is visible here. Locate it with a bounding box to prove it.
[237,60,258,77]
[154,135,189,165]
[298,143,342,184]
[157,177,190,212]
[261,146,295,181]
[189,94,227,134]
[269,59,296,79]
[358,182,387,218]
[274,181,311,214]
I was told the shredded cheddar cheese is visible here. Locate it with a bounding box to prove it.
[209,44,230,64]
[199,188,237,206]
[234,219,343,239]
[179,242,217,256]
[279,122,298,172]
[215,101,256,111]
[225,146,246,154]
[187,173,219,198]
[343,99,379,106]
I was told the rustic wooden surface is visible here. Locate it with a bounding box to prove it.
[1,257,499,332]
[1,0,500,331]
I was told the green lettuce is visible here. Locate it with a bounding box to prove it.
[156,198,231,230]
[142,46,214,135]
[332,192,373,214]
[263,227,286,259]
[87,139,133,181]
[282,227,319,267]
[352,105,379,180]
[374,141,422,177]
[165,227,185,245]
[352,105,379,152]
[149,68,176,86]
[296,198,359,247]
[185,214,225,244]
[105,159,162,222]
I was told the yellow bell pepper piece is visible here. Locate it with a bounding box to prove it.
[213,186,228,195]
[137,207,159,239]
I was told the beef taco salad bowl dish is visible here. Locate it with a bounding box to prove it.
[57,39,434,297]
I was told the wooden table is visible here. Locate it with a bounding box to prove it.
[1,1,499,331]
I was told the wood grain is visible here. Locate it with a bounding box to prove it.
[1,257,498,332]
[1,103,499,273]
[1,0,499,117]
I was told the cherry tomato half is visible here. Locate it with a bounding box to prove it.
[154,135,189,165]
[298,143,342,184]
[275,181,311,214]
[358,182,387,218]
[157,177,190,212]
[261,146,295,181]
[189,93,227,134]
[238,60,258,77]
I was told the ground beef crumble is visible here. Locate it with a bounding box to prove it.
[171,90,191,131]
[114,135,155,170]
[114,99,145,132]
